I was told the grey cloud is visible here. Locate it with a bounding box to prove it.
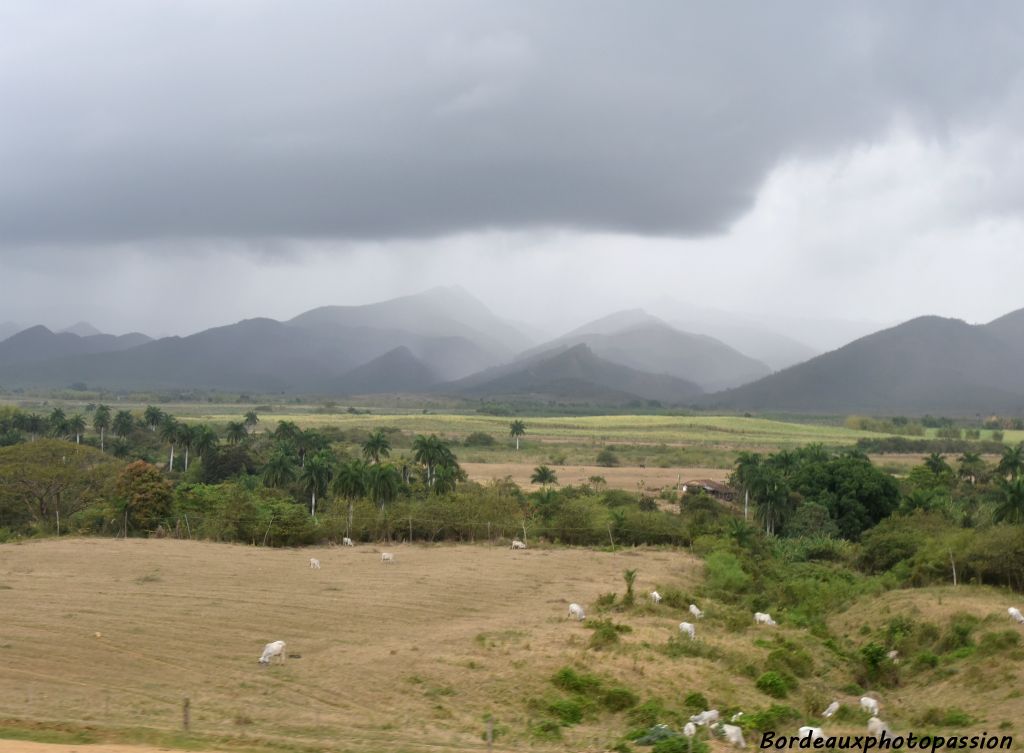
[1,1,1023,246]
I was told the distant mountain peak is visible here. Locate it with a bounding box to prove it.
[60,321,103,337]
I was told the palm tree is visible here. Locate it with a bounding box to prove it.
[159,416,179,471]
[957,451,985,486]
[433,464,459,495]
[111,439,131,459]
[243,410,259,433]
[299,451,334,516]
[993,477,1024,524]
[731,451,763,521]
[333,458,369,534]
[192,425,219,460]
[273,420,302,443]
[112,410,134,440]
[996,444,1024,480]
[177,423,197,471]
[48,408,67,438]
[225,421,248,445]
[367,463,401,509]
[531,465,558,486]
[93,404,112,451]
[143,405,165,432]
[67,413,87,444]
[924,452,951,476]
[509,419,526,451]
[412,434,445,486]
[362,430,392,465]
[263,449,298,489]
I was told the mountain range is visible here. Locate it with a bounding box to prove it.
[1,288,1023,414]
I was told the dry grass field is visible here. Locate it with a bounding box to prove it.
[461,462,730,492]
[1,540,1022,753]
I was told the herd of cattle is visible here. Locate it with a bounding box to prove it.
[256,542,1024,745]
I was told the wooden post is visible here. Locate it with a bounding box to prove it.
[56,509,60,537]
[486,718,494,752]
[183,697,190,731]
[950,551,958,586]
[607,522,615,548]
[184,514,192,539]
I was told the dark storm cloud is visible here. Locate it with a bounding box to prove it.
[1,1,1022,245]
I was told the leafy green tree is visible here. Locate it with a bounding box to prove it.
[225,421,248,445]
[192,425,219,460]
[143,405,165,432]
[433,464,459,495]
[362,430,392,464]
[924,452,951,476]
[273,420,302,442]
[93,404,112,452]
[112,410,134,440]
[116,460,173,532]
[299,450,333,516]
[509,419,526,451]
[531,465,558,486]
[67,413,87,445]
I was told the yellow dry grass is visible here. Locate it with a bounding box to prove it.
[0,539,701,753]
[461,462,730,492]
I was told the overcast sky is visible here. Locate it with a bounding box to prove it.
[1,1,1023,344]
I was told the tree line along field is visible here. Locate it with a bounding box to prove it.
[0,539,1022,753]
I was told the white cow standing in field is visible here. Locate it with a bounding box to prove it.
[799,726,825,743]
[511,539,527,550]
[258,640,286,665]
[691,709,719,726]
[650,591,662,604]
[689,604,703,619]
[719,723,746,748]
[1009,607,1024,624]
[309,557,320,569]
[381,552,394,564]
[568,603,586,621]
[860,696,880,715]
[822,701,840,718]
[679,621,696,640]
[342,537,354,547]
[754,612,776,626]
[683,722,697,738]
[867,717,889,738]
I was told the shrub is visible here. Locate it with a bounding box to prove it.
[530,720,562,740]
[587,619,632,650]
[603,687,640,712]
[756,671,795,699]
[683,692,709,713]
[912,651,939,670]
[654,737,709,753]
[463,431,496,447]
[551,667,602,695]
[978,630,1021,656]
[918,708,973,727]
[548,698,584,725]
[743,705,802,732]
[937,613,978,653]
[704,551,752,594]
[628,699,669,727]
[595,592,618,609]
[766,647,813,678]
[596,448,621,467]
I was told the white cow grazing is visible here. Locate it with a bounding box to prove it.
[679,621,696,640]
[258,640,286,665]
[720,723,747,748]
[1009,607,1024,624]
[731,712,744,722]
[754,612,777,625]
[822,701,840,718]
[511,539,527,550]
[689,603,704,619]
[690,709,719,726]
[309,557,320,569]
[887,649,900,664]
[568,603,586,621]
[381,552,394,564]
[650,591,662,604]
[867,717,889,738]
[342,537,354,547]
[860,696,880,715]
[799,726,825,742]
[683,722,697,738]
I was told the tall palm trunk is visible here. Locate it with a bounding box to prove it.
[100,428,105,452]
[311,491,316,517]
[184,447,190,471]
[168,444,175,472]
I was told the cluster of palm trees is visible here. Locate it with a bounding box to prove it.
[258,427,464,526]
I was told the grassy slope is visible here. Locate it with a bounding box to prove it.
[1,540,1021,753]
